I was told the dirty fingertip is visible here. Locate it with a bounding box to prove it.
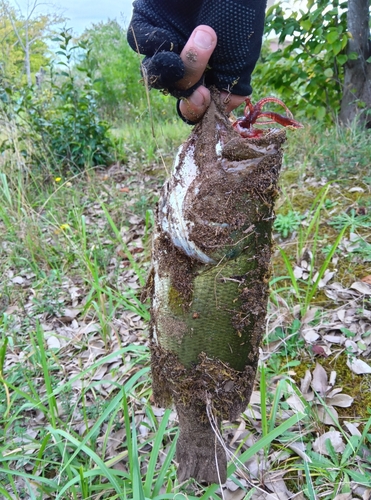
[179,87,210,123]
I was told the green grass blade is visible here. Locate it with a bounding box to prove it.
[305,224,348,308]
[59,388,126,475]
[144,409,171,496]
[231,412,306,470]
[35,323,58,427]
[52,428,124,498]
[131,410,146,500]
[303,459,316,500]
[0,487,14,500]
[278,247,301,299]
[269,378,285,433]
[99,202,146,286]
[152,430,178,497]
[200,412,305,498]
[260,365,268,438]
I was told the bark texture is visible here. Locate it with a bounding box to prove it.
[148,91,286,483]
[339,0,371,126]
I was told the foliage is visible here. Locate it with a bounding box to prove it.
[272,183,349,316]
[264,318,304,376]
[82,20,177,123]
[254,0,360,122]
[274,210,303,238]
[0,30,114,173]
[329,209,371,233]
[0,0,61,85]
[351,239,371,262]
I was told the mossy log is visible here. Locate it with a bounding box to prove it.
[148,92,286,483]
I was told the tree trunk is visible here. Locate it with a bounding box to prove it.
[339,0,371,126]
[24,22,32,86]
[149,89,286,483]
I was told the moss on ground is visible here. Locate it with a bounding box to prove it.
[292,353,371,424]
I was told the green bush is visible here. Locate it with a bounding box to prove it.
[0,30,114,174]
[82,20,177,123]
[253,0,352,123]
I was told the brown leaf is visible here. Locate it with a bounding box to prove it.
[316,404,339,425]
[311,363,328,395]
[46,335,61,350]
[332,493,352,500]
[347,357,371,374]
[350,281,371,295]
[302,307,319,324]
[313,431,345,454]
[312,345,328,357]
[329,393,354,408]
[300,369,312,395]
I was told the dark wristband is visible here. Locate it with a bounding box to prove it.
[168,79,203,99]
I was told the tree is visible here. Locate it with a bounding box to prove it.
[339,0,371,126]
[258,0,371,125]
[1,0,63,85]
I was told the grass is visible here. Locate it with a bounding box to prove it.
[1,114,371,498]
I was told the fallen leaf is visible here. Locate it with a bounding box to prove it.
[46,336,61,350]
[12,276,24,284]
[300,369,312,395]
[332,494,352,500]
[294,266,303,279]
[313,430,345,454]
[312,345,328,357]
[225,479,241,493]
[302,307,319,324]
[329,393,353,408]
[350,281,371,295]
[286,393,305,413]
[311,363,328,395]
[362,275,371,285]
[344,421,362,437]
[323,334,344,344]
[316,404,339,425]
[302,328,320,342]
[347,357,371,374]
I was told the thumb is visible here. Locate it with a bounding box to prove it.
[176,25,217,91]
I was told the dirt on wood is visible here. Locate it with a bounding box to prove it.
[148,88,287,483]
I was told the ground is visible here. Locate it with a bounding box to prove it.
[0,121,371,498]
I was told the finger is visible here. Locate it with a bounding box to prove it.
[178,86,211,123]
[127,16,181,56]
[220,92,247,115]
[179,90,247,124]
[176,25,217,91]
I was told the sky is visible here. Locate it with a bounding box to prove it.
[8,0,308,36]
[8,0,135,34]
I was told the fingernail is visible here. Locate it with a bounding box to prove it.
[194,29,213,49]
[190,89,205,107]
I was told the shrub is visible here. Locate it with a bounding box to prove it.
[0,30,114,174]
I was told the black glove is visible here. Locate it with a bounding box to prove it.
[127,0,267,98]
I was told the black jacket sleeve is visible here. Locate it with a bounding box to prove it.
[127,0,266,97]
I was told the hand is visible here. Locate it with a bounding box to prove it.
[176,25,247,123]
[127,0,267,124]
